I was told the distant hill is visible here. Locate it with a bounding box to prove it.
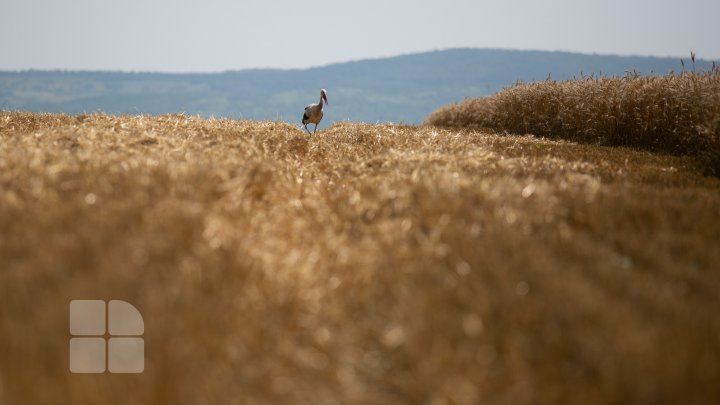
[0,49,715,125]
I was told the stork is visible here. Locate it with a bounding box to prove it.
[302,89,328,134]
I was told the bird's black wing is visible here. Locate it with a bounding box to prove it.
[302,113,309,124]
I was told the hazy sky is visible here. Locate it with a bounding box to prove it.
[2,0,718,72]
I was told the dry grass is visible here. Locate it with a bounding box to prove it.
[1,112,720,404]
[425,71,720,175]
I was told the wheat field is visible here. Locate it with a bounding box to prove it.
[425,71,720,176]
[1,112,720,404]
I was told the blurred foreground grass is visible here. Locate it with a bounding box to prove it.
[1,113,719,404]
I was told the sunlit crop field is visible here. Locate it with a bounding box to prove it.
[426,71,720,176]
[1,112,719,404]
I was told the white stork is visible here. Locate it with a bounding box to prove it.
[302,89,328,134]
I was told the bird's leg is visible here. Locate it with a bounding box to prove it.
[314,124,318,134]
[304,124,311,135]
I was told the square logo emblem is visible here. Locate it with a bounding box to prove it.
[69,300,144,373]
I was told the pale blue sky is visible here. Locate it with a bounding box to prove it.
[1,0,718,72]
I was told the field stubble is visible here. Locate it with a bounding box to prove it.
[1,112,719,404]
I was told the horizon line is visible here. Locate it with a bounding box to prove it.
[0,47,715,75]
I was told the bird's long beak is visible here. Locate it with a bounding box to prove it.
[323,94,328,105]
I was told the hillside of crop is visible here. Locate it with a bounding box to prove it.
[425,71,720,176]
[1,113,719,404]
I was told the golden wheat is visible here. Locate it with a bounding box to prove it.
[425,71,720,175]
[1,112,719,404]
